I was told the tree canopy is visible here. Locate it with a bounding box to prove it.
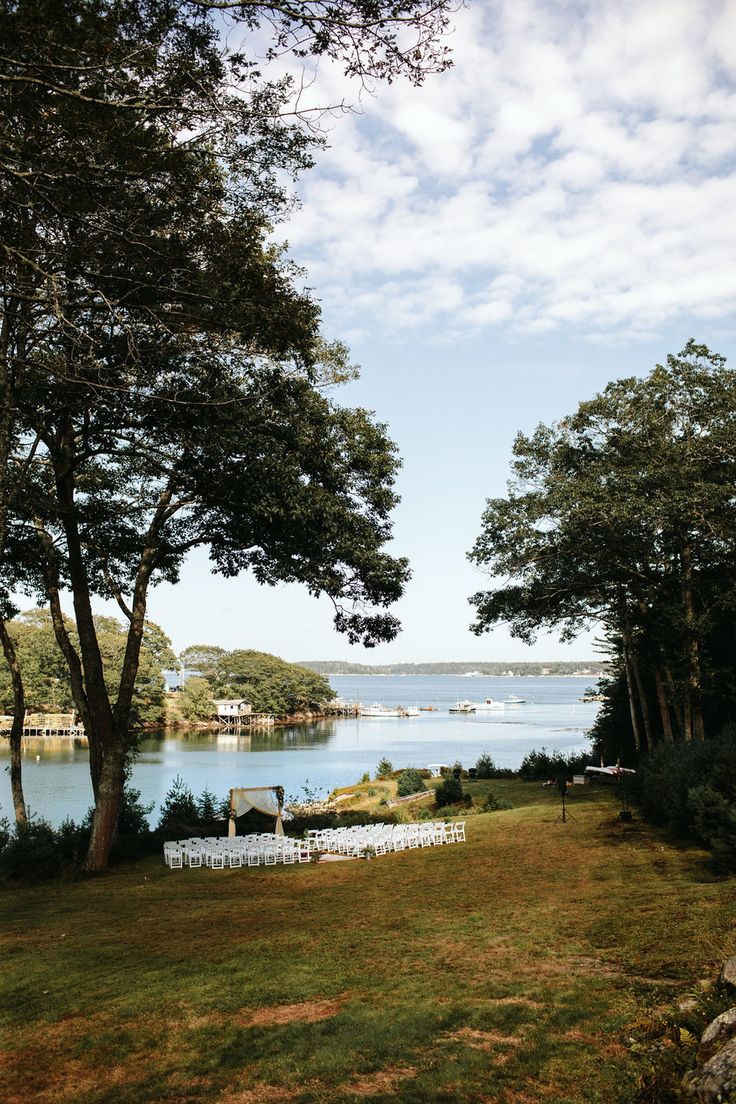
[0,611,174,727]
[183,648,335,715]
[0,0,454,867]
[469,342,736,759]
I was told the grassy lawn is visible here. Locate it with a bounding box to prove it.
[2,784,735,1104]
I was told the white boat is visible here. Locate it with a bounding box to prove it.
[449,699,476,714]
[361,704,417,718]
[503,694,526,704]
[473,697,506,710]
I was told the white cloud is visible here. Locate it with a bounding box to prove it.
[272,0,736,340]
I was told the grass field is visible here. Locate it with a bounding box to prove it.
[2,783,735,1104]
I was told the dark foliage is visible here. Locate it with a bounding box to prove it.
[482,791,514,812]
[635,730,736,870]
[0,818,87,882]
[375,757,394,779]
[517,747,591,781]
[396,767,426,797]
[435,775,463,807]
[587,674,638,765]
[474,752,496,778]
[473,753,515,780]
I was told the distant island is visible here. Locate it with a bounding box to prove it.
[298,660,608,677]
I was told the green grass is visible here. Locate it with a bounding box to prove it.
[1,786,734,1103]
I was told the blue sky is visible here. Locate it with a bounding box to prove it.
[139,0,736,663]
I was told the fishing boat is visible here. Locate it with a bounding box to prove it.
[503,694,526,704]
[449,699,475,714]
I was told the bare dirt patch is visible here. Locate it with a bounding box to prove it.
[237,994,349,1027]
[2,1056,145,1104]
[342,1066,417,1096]
[561,1028,627,1058]
[443,1027,522,1052]
[220,1084,301,1104]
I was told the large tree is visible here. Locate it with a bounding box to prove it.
[1,0,450,867]
[469,342,736,756]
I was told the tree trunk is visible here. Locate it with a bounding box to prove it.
[83,741,127,872]
[53,447,117,791]
[681,541,705,741]
[653,666,674,744]
[0,618,27,825]
[51,443,173,871]
[0,618,27,827]
[621,635,642,755]
[629,646,652,752]
[34,518,98,794]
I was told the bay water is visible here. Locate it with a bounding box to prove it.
[0,675,599,828]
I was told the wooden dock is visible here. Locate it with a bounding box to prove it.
[216,713,275,728]
[0,713,86,739]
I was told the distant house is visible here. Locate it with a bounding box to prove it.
[213,699,252,721]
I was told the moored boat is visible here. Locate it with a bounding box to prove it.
[473,697,506,710]
[449,699,475,714]
[361,704,418,718]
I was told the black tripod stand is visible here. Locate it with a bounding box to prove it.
[554,779,576,824]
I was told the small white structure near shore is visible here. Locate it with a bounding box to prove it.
[212,699,274,727]
[213,699,252,722]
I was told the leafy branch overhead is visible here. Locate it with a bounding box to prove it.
[0,0,453,869]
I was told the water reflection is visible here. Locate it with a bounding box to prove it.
[1,678,598,828]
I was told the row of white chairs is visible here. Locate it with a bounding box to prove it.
[163,820,467,870]
[163,833,311,870]
[305,820,466,856]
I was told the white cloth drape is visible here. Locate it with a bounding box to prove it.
[229,786,284,836]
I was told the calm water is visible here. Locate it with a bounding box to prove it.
[0,676,599,827]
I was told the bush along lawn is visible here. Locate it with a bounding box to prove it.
[2,785,735,1104]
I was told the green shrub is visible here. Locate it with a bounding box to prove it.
[688,786,736,872]
[157,774,198,832]
[117,784,154,836]
[518,747,590,781]
[475,753,496,778]
[482,790,514,812]
[435,775,463,807]
[637,731,736,870]
[196,787,219,823]
[375,757,393,780]
[0,819,86,882]
[397,768,426,797]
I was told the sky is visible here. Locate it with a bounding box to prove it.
[138,0,736,664]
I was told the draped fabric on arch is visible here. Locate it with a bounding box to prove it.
[229,786,284,836]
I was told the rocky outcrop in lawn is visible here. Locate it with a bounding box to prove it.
[682,957,736,1102]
